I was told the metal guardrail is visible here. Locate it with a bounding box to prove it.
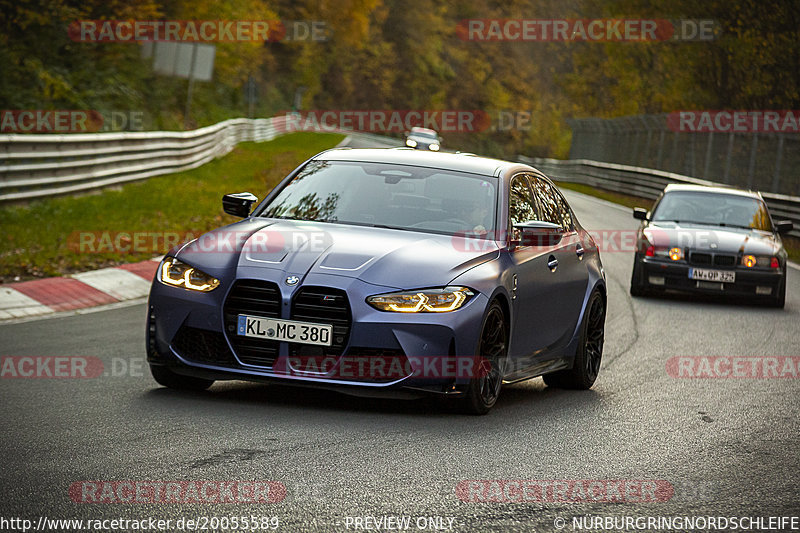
[567,114,800,197]
[0,117,287,203]
[520,156,800,239]
[0,115,404,203]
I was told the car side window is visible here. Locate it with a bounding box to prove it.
[551,187,574,232]
[531,176,573,232]
[509,175,540,238]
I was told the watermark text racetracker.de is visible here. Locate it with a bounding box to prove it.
[0,356,145,379]
[456,480,674,503]
[70,481,285,504]
[69,228,718,255]
[0,110,145,133]
[668,110,800,133]
[278,109,535,133]
[0,515,281,532]
[458,19,718,42]
[667,356,800,379]
[69,20,329,43]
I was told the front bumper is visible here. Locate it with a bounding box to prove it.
[640,257,783,298]
[146,273,488,397]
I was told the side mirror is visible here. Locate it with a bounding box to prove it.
[223,192,258,218]
[514,221,564,248]
[633,207,649,221]
[775,220,793,234]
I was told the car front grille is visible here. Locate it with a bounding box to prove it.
[713,254,736,267]
[290,287,351,357]
[688,251,737,268]
[223,279,281,367]
[172,326,236,366]
[688,252,712,265]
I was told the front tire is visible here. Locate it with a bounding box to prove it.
[460,302,508,415]
[543,290,605,390]
[630,256,648,297]
[150,365,214,391]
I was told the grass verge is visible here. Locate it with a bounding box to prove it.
[0,132,344,282]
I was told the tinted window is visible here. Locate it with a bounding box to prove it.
[550,185,574,231]
[530,176,565,229]
[509,175,540,236]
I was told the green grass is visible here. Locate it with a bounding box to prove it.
[0,132,344,282]
[786,237,800,263]
[555,181,800,264]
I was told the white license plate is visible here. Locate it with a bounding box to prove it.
[689,268,735,283]
[237,315,332,346]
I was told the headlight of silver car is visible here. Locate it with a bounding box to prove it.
[367,286,474,313]
[741,254,779,269]
[158,257,220,292]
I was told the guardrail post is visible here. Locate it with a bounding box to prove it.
[685,134,695,177]
[703,131,714,180]
[723,132,734,184]
[655,129,665,169]
[771,134,784,193]
[630,120,641,165]
[671,131,680,174]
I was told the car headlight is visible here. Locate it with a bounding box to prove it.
[647,246,684,261]
[159,257,220,292]
[741,255,779,269]
[406,139,417,147]
[367,286,474,313]
[429,143,440,151]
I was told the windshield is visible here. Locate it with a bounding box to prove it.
[410,130,438,139]
[260,161,497,237]
[652,191,773,231]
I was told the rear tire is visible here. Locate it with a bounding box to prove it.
[543,290,605,390]
[150,365,214,391]
[459,302,508,415]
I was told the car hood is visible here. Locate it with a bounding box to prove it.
[645,222,781,255]
[177,219,498,290]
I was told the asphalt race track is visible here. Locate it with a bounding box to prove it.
[1,138,799,532]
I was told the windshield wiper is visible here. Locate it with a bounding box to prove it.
[336,221,412,232]
[717,222,754,230]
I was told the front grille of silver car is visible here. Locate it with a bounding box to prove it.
[688,251,737,268]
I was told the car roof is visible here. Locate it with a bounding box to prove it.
[314,148,523,177]
[664,183,763,200]
[409,127,437,135]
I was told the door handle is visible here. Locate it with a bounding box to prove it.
[547,256,558,272]
[576,244,585,260]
